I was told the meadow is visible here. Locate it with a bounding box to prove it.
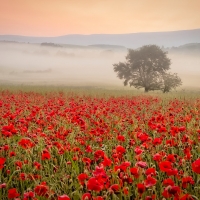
[0,86,200,200]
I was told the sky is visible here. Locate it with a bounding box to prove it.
[0,0,200,36]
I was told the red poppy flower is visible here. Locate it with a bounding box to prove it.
[184,147,192,160]
[166,154,176,163]
[82,157,92,165]
[0,183,6,189]
[179,126,186,132]
[163,178,175,186]
[137,132,149,142]
[15,161,23,169]
[3,145,9,151]
[166,139,177,147]
[123,187,129,195]
[58,194,71,200]
[82,193,92,200]
[136,161,147,168]
[20,173,26,180]
[145,168,156,176]
[110,184,120,193]
[180,194,194,200]
[168,186,181,196]
[145,195,156,200]
[18,138,34,149]
[144,175,157,188]
[134,147,143,155]
[116,145,126,154]
[87,177,103,192]
[182,176,195,189]
[101,156,112,167]
[192,158,200,174]
[85,145,93,153]
[34,183,49,197]
[0,157,6,169]
[33,161,41,170]
[72,156,78,161]
[115,161,131,172]
[153,153,162,162]
[129,139,135,146]
[93,166,106,177]
[162,185,181,198]
[166,168,178,176]
[41,149,51,160]
[117,135,125,142]
[23,191,35,199]
[130,167,139,178]
[94,150,105,160]
[153,137,162,146]
[78,173,88,185]
[8,188,20,199]
[137,183,145,194]
[9,151,16,157]
[159,161,172,172]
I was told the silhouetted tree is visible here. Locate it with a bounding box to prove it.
[162,72,182,93]
[113,45,181,92]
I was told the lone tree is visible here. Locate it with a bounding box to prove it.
[162,72,182,93]
[113,45,182,92]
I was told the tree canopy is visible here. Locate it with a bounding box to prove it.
[113,45,182,92]
[162,72,182,93]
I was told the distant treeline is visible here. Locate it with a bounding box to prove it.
[165,43,200,52]
[41,43,62,47]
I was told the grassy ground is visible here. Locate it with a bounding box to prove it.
[0,84,200,99]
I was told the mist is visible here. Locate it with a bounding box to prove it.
[0,41,200,90]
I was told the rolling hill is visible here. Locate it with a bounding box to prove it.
[0,29,200,48]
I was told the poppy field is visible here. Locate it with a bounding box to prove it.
[0,90,200,200]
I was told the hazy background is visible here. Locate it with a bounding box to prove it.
[0,41,200,90]
[0,42,126,87]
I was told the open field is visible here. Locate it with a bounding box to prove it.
[1,1,200,199]
[0,87,200,199]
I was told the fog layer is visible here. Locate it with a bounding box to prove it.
[0,42,200,89]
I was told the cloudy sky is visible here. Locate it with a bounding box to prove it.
[0,0,200,36]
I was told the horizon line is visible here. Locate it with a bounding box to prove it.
[1,28,200,38]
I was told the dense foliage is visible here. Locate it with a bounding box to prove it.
[0,91,200,199]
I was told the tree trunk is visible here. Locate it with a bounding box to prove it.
[145,87,149,92]
[163,87,169,93]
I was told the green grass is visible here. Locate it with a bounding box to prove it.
[0,84,200,99]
